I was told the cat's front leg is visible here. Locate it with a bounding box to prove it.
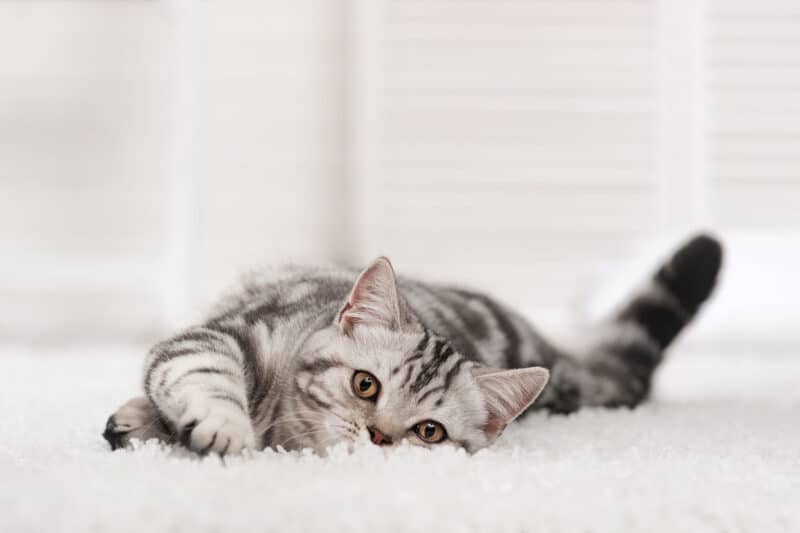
[144,326,258,455]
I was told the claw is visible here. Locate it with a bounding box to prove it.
[199,432,218,455]
[180,420,198,448]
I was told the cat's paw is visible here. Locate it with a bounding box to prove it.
[178,398,256,456]
[103,396,172,450]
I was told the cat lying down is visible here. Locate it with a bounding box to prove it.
[104,234,722,455]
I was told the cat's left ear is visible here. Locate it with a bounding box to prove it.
[337,257,405,335]
[473,366,550,442]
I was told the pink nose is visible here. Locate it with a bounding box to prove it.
[368,427,392,445]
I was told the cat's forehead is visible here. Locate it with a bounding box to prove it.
[345,325,425,365]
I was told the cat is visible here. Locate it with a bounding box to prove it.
[103,234,722,455]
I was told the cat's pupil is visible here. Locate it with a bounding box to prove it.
[359,378,372,392]
[424,424,435,438]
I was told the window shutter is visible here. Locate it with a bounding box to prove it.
[350,0,660,318]
[709,0,800,226]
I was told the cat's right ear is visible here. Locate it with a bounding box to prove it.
[337,257,404,335]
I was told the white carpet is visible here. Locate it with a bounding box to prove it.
[1,346,798,533]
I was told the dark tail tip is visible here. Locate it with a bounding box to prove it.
[658,233,723,314]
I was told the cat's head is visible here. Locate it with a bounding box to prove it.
[288,257,549,454]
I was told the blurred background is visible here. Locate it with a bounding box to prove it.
[1,0,798,348]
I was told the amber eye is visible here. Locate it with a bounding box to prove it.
[413,420,447,444]
[352,371,380,400]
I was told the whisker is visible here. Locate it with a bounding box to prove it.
[278,425,349,449]
[259,411,323,434]
[260,407,354,439]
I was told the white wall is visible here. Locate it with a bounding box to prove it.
[0,0,798,344]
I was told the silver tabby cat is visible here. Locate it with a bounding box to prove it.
[104,234,722,455]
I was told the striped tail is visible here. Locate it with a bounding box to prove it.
[586,234,723,406]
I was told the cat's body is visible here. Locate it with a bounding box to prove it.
[104,234,722,455]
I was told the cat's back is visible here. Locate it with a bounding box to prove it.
[399,280,548,367]
[204,263,547,370]
[205,263,359,326]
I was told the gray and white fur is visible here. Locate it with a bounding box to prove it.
[104,234,723,455]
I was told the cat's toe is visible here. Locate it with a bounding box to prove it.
[179,407,255,456]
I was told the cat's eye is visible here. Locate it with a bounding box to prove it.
[412,420,447,444]
[352,371,380,401]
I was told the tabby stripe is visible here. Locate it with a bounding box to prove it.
[144,328,243,395]
[302,389,332,410]
[417,385,445,404]
[400,363,415,388]
[428,289,484,359]
[243,297,282,326]
[164,328,238,358]
[146,348,240,397]
[166,366,240,393]
[432,340,446,360]
[394,331,431,375]
[655,265,698,313]
[208,392,247,412]
[409,338,457,393]
[298,359,344,376]
[456,290,521,368]
[402,351,426,366]
[414,329,431,353]
[156,368,172,394]
[606,341,661,382]
[442,357,468,390]
[586,356,648,406]
[208,322,270,414]
[617,297,688,349]
[439,345,454,359]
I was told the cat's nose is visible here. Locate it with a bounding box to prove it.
[367,426,392,446]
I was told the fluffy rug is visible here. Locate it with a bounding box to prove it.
[1,346,798,532]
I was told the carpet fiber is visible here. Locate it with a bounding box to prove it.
[1,346,798,532]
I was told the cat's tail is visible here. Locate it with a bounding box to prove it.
[583,233,723,407]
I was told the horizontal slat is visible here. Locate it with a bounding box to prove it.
[387,0,652,20]
[386,46,652,68]
[712,0,800,16]
[381,141,652,165]
[712,109,800,132]
[712,43,800,64]
[381,167,653,186]
[383,69,648,90]
[713,138,800,158]
[382,23,651,44]
[382,97,652,114]
[714,183,800,226]
[712,19,800,41]
[712,65,800,85]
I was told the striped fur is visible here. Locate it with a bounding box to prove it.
[103,234,722,455]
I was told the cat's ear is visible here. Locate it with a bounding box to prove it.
[337,256,404,334]
[473,366,549,441]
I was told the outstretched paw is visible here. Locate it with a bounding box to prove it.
[178,399,256,456]
[103,396,172,450]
